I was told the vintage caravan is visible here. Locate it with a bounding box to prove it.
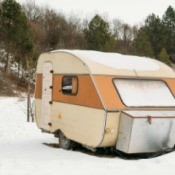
[35,50,175,154]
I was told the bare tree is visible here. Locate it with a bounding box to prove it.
[37,8,85,51]
[41,9,67,50]
[65,14,85,49]
[22,0,41,21]
[112,18,138,54]
[112,19,123,39]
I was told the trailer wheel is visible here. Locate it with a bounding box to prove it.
[59,131,74,150]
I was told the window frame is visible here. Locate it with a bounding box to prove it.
[112,78,175,108]
[61,76,78,96]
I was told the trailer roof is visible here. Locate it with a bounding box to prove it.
[50,50,175,77]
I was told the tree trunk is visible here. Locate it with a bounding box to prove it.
[4,52,9,72]
[18,59,20,78]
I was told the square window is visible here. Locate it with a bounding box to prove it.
[62,76,78,95]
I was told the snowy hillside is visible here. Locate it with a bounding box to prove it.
[0,97,175,175]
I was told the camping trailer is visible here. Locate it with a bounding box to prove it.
[35,50,175,154]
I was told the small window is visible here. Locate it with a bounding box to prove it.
[62,76,78,95]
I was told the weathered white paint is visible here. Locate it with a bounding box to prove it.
[55,50,159,71]
[36,52,88,74]
[41,62,53,131]
[51,102,106,147]
[124,110,175,117]
[47,50,175,77]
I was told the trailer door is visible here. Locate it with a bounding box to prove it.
[41,62,53,131]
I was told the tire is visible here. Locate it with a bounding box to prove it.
[59,131,74,150]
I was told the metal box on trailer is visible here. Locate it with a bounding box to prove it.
[116,111,175,153]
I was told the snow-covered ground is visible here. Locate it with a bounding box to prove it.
[0,97,175,175]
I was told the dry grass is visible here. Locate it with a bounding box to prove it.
[0,67,34,97]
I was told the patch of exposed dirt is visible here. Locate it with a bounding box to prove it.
[0,67,29,97]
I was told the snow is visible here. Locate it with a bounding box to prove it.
[52,50,159,71]
[114,79,175,107]
[1,97,175,175]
